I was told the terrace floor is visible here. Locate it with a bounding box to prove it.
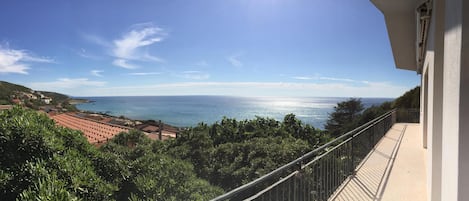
[330,123,427,201]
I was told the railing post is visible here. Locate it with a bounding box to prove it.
[350,136,354,175]
[211,110,397,201]
[158,120,163,140]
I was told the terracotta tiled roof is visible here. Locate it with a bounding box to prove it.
[50,113,129,144]
[0,105,13,110]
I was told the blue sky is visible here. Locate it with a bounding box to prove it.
[0,0,419,98]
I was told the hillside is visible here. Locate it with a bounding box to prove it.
[392,86,420,108]
[0,81,77,111]
[0,81,32,104]
[0,86,421,200]
[39,91,70,103]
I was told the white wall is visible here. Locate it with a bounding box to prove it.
[424,1,445,200]
[441,0,467,200]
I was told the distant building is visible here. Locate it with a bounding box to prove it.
[11,99,21,105]
[42,97,52,104]
[141,125,159,133]
[20,92,37,100]
[0,105,13,110]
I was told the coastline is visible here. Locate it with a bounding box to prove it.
[73,96,394,129]
[68,98,94,105]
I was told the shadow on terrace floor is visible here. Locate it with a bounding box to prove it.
[330,123,426,201]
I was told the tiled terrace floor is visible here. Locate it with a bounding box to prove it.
[330,123,427,201]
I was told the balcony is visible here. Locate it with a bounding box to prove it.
[211,109,424,201]
[330,123,426,201]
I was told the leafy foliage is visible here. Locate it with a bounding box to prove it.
[392,86,420,109]
[325,86,419,137]
[0,81,31,102]
[164,114,328,191]
[325,98,364,137]
[1,86,419,200]
[100,129,223,201]
[39,91,69,103]
[0,107,222,200]
[209,137,310,190]
[0,80,78,111]
[0,107,116,200]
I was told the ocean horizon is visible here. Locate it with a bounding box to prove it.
[75,96,394,129]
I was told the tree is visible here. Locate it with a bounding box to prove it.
[325,98,364,137]
[0,107,116,200]
[209,137,310,190]
[100,127,222,200]
[0,107,221,200]
[392,86,420,108]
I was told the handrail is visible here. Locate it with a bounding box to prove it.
[211,109,396,201]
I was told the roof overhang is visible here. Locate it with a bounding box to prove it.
[371,0,426,72]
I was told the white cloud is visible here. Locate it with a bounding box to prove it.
[319,76,358,83]
[292,76,314,80]
[0,45,53,74]
[227,53,243,68]
[111,23,166,68]
[31,78,106,90]
[112,59,138,69]
[142,53,165,63]
[83,23,166,69]
[91,70,103,77]
[128,72,161,76]
[178,71,210,80]
[292,75,369,84]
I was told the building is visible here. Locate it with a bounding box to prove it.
[370,0,468,200]
[0,105,13,110]
[42,97,52,104]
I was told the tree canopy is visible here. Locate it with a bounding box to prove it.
[0,107,222,200]
[392,86,420,109]
[163,115,328,191]
[325,98,364,137]
[0,86,420,200]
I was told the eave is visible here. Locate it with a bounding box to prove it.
[371,0,427,72]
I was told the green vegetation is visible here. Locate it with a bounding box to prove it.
[0,107,222,200]
[392,86,420,108]
[161,115,328,191]
[0,81,30,103]
[325,98,364,137]
[39,91,69,105]
[325,98,394,137]
[0,80,79,111]
[0,86,420,200]
[325,87,420,138]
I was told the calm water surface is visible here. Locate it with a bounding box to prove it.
[75,96,393,129]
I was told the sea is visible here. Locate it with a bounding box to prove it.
[75,96,393,129]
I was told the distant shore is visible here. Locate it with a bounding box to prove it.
[68,98,93,105]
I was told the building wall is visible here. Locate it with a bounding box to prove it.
[422,52,433,201]
[457,0,469,199]
[423,0,468,200]
[424,1,445,200]
[440,0,468,200]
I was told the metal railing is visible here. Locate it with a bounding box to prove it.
[211,109,408,201]
[396,108,420,123]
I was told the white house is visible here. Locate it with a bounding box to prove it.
[371,0,468,200]
[42,97,52,104]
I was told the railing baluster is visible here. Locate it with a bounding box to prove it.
[211,110,421,201]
